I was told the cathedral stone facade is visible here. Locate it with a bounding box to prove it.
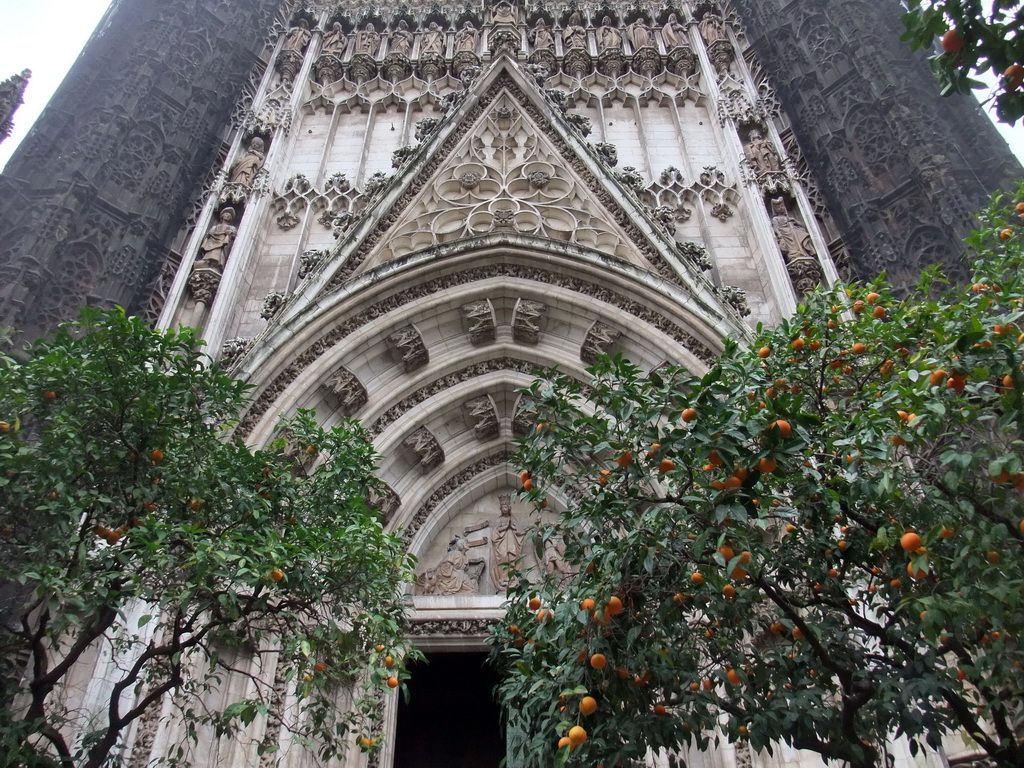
[0,1,1019,767]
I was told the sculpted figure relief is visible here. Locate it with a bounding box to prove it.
[421,22,445,55]
[628,18,654,49]
[415,536,486,596]
[455,21,479,52]
[321,21,346,55]
[530,18,554,50]
[199,208,238,268]
[464,495,524,591]
[699,12,726,44]
[390,20,414,56]
[663,13,686,49]
[355,22,381,55]
[562,13,587,50]
[745,129,782,175]
[542,536,572,586]
[597,17,622,51]
[229,137,265,187]
[770,197,816,262]
[282,19,311,52]
[493,3,516,24]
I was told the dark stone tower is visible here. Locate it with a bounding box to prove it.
[731,0,1021,289]
[0,0,285,338]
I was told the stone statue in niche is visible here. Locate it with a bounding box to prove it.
[414,536,487,596]
[663,13,686,49]
[530,18,554,50]
[321,22,346,55]
[699,12,726,44]
[421,22,445,55]
[390,20,414,56]
[745,129,782,175]
[597,17,622,51]
[493,3,516,24]
[355,23,381,55]
[198,208,238,268]
[542,535,572,586]
[454,21,479,53]
[228,137,265,187]
[562,13,587,50]
[282,19,312,52]
[464,495,524,591]
[628,18,654,49]
[770,197,816,262]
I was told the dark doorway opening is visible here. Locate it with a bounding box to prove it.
[393,651,504,768]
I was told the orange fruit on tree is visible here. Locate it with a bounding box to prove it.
[941,29,965,52]
[690,572,704,586]
[606,596,623,615]
[681,407,697,422]
[853,342,867,354]
[1001,228,1013,240]
[269,568,284,582]
[557,736,571,750]
[593,611,610,626]
[873,306,886,319]
[928,369,947,386]
[42,390,57,402]
[758,346,771,358]
[726,669,742,685]
[647,443,661,457]
[568,726,587,746]
[590,653,608,669]
[866,292,880,304]
[149,449,165,464]
[757,457,777,473]
[900,532,923,552]
[907,561,928,579]
[616,451,633,467]
[314,661,328,672]
[941,526,955,539]
[768,420,792,438]
[654,703,667,715]
[659,458,676,473]
[522,478,534,491]
[986,550,1001,564]
[581,597,596,611]
[386,676,399,688]
[792,626,804,640]
[384,655,394,667]
[598,469,612,484]
[529,596,542,610]
[718,544,735,561]
[580,695,598,715]
[722,584,737,598]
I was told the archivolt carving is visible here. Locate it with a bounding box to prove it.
[403,426,444,473]
[580,321,622,364]
[369,357,535,438]
[402,451,511,545]
[236,265,721,439]
[368,482,401,524]
[512,298,546,344]
[386,324,429,372]
[461,299,496,344]
[406,618,497,636]
[464,395,500,440]
[320,365,368,416]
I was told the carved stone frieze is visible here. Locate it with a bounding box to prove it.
[386,324,429,373]
[383,52,412,83]
[392,145,417,169]
[461,300,496,344]
[314,54,344,85]
[593,142,618,167]
[415,117,441,142]
[580,321,622,364]
[403,426,444,473]
[321,366,368,416]
[677,242,713,272]
[406,618,497,636]
[716,285,751,317]
[512,298,546,345]
[414,535,485,595]
[617,166,644,190]
[464,395,500,440]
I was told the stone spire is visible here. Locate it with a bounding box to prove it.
[0,69,31,144]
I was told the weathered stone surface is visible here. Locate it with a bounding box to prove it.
[0,0,284,337]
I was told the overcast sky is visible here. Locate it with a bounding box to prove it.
[0,0,1021,170]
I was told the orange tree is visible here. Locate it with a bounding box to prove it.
[902,0,1024,123]
[0,309,415,768]
[493,192,1024,768]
